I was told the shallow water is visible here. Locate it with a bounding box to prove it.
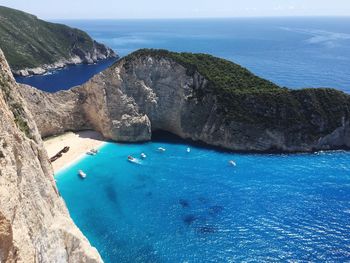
[56,136,350,262]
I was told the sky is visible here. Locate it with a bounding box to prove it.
[0,0,349,19]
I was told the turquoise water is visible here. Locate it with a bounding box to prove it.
[17,18,350,92]
[25,18,350,261]
[56,135,350,262]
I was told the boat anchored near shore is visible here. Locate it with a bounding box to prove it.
[86,148,99,156]
[157,147,166,152]
[78,170,87,179]
[229,160,236,167]
[128,155,141,164]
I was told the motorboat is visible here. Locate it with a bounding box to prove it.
[140,153,147,159]
[128,155,139,164]
[78,170,87,179]
[157,147,166,152]
[229,160,236,167]
[187,147,191,153]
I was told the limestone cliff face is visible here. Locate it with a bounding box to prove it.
[20,50,350,152]
[0,49,102,262]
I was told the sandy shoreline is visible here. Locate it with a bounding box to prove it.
[44,130,106,173]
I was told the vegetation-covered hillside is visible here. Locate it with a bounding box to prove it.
[0,6,115,71]
[126,49,350,137]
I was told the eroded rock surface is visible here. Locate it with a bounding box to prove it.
[0,49,102,263]
[20,50,350,152]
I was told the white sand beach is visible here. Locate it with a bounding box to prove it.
[44,130,106,173]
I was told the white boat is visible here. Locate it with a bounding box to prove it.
[78,170,87,179]
[140,153,147,159]
[229,160,236,167]
[187,147,191,153]
[158,147,166,152]
[128,156,140,164]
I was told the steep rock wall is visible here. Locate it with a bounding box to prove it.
[0,49,102,262]
[20,51,350,152]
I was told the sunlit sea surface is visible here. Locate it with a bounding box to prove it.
[56,134,350,262]
[22,18,350,262]
[16,17,350,92]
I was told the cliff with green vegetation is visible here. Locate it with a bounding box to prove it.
[0,5,117,76]
[127,49,350,140]
[20,49,350,152]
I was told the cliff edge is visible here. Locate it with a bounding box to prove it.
[0,49,102,262]
[20,49,350,152]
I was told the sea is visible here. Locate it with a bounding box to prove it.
[16,17,350,92]
[56,134,350,262]
[22,18,350,262]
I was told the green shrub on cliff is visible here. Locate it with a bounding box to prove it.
[125,49,350,136]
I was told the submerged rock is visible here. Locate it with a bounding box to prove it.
[183,214,198,226]
[179,199,190,208]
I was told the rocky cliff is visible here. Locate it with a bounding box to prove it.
[0,49,102,262]
[20,49,350,152]
[0,6,117,76]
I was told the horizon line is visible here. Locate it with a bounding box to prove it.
[49,15,350,21]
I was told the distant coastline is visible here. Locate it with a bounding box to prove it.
[0,6,118,77]
[12,55,118,77]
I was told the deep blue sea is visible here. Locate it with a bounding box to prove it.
[16,18,350,92]
[15,58,116,92]
[56,134,350,262]
[28,18,350,262]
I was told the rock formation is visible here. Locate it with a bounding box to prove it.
[12,40,117,77]
[0,6,118,77]
[0,49,102,262]
[19,49,350,152]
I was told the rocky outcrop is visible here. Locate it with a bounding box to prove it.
[12,40,117,77]
[0,49,102,262]
[20,49,350,152]
[0,6,118,77]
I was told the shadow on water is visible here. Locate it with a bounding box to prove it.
[183,214,198,225]
[152,130,232,153]
[179,199,190,208]
[105,185,123,215]
[152,130,350,155]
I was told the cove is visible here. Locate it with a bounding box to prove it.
[55,134,350,262]
[15,57,117,92]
